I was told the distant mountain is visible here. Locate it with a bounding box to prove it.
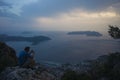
[0,34,51,45]
[68,31,103,37]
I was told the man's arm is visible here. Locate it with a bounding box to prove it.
[29,50,35,58]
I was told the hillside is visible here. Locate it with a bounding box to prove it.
[0,34,51,45]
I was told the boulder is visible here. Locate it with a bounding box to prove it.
[0,66,56,80]
[0,42,18,72]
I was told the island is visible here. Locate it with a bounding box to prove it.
[68,31,103,37]
[0,34,51,45]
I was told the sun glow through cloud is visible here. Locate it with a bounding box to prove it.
[36,10,119,31]
[0,0,120,31]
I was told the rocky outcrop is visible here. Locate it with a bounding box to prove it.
[0,42,60,80]
[0,66,56,80]
[0,42,18,72]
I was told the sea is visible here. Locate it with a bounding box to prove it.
[2,31,120,64]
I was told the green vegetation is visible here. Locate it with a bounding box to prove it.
[108,25,120,39]
[61,52,120,80]
[61,69,91,80]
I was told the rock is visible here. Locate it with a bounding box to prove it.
[0,42,18,72]
[0,42,61,80]
[0,66,56,80]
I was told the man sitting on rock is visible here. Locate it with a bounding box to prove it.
[18,46,35,68]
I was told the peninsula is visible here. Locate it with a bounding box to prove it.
[0,34,51,45]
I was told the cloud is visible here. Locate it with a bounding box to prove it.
[0,0,120,32]
[0,0,13,17]
[35,9,120,31]
[0,0,38,16]
[107,3,120,14]
[0,0,39,31]
[1,0,120,17]
[0,0,10,6]
[22,0,120,17]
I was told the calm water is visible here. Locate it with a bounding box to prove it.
[5,31,120,63]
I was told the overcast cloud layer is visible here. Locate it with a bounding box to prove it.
[0,0,120,32]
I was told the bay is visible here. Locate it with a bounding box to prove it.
[6,31,120,64]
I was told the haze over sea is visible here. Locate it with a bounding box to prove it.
[4,31,120,64]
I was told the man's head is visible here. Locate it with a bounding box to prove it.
[24,46,30,53]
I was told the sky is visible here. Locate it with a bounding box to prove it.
[0,0,120,32]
